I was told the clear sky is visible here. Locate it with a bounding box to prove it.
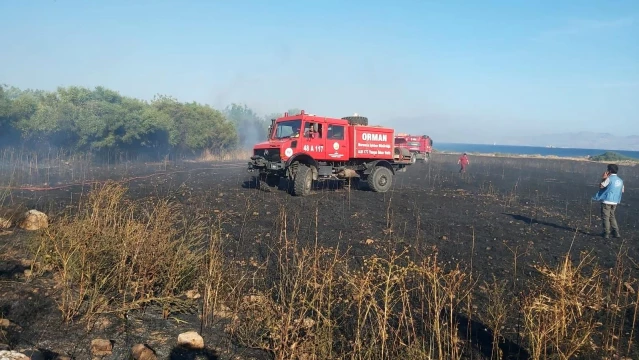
[1,0,638,143]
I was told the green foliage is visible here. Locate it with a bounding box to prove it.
[0,84,242,156]
[590,151,637,162]
[0,84,306,157]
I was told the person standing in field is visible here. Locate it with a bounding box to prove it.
[592,164,624,239]
[458,153,469,173]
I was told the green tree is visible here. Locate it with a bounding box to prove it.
[152,95,238,153]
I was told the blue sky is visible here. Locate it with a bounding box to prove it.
[1,0,638,143]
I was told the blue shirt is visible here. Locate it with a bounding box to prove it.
[592,174,624,205]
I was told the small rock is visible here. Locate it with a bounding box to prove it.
[185,290,201,299]
[486,247,492,251]
[441,236,448,240]
[19,259,33,267]
[0,350,30,360]
[132,344,157,360]
[365,239,374,245]
[0,217,11,229]
[0,319,10,328]
[90,339,113,356]
[18,210,48,231]
[177,331,204,350]
[23,270,32,279]
[252,212,259,216]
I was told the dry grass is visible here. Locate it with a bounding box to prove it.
[20,183,639,359]
[196,148,252,162]
[522,249,604,359]
[30,182,208,323]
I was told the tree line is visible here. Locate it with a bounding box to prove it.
[0,84,299,159]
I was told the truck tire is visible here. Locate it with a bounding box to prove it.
[410,153,417,164]
[342,116,368,126]
[367,166,393,193]
[292,165,313,196]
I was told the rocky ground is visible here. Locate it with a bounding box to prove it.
[1,153,638,359]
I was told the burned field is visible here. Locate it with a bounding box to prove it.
[1,153,638,359]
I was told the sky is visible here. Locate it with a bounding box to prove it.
[1,0,638,143]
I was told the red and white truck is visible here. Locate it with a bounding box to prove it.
[394,133,433,163]
[247,111,414,196]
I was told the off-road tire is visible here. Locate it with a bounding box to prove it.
[342,116,369,126]
[292,165,313,196]
[367,166,393,193]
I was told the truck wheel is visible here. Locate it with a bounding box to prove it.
[367,166,393,193]
[292,165,313,196]
[342,116,368,126]
[410,153,417,164]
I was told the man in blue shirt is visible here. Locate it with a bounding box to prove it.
[592,164,625,239]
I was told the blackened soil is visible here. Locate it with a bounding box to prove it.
[1,154,638,359]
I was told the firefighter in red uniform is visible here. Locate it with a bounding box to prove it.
[458,153,469,173]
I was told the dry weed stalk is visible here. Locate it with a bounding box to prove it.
[479,275,511,360]
[33,181,206,323]
[346,250,415,359]
[416,251,471,360]
[228,205,349,360]
[523,250,604,359]
[600,244,637,357]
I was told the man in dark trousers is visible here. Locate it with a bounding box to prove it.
[592,164,625,238]
[458,153,469,173]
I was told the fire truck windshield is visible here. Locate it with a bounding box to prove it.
[273,119,302,139]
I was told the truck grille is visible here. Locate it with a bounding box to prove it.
[254,148,281,162]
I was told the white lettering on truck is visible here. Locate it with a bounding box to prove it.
[361,133,388,142]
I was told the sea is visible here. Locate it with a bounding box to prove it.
[435,143,639,159]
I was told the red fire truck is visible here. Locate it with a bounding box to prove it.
[248,111,414,196]
[394,133,433,163]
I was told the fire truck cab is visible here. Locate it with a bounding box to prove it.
[394,133,433,163]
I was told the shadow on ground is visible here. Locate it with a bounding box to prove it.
[456,313,530,360]
[502,213,595,236]
[0,260,28,279]
[169,346,220,360]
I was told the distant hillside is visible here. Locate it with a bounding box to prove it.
[381,116,639,151]
[590,151,637,162]
[495,132,639,151]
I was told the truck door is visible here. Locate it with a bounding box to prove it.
[302,121,326,157]
[325,123,348,160]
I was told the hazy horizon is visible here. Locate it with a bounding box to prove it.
[1,0,638,144]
